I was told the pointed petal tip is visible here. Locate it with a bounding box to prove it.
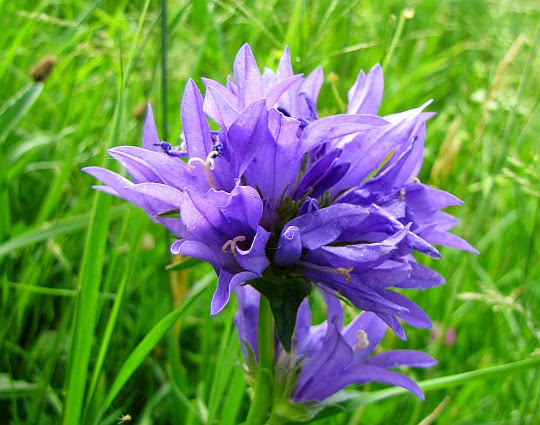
[210,297,227,316]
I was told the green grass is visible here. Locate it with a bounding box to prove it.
[1,0,539,424]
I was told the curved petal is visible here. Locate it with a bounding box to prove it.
[366,350,437,369]
[274,225,302,266]
[236,225,271,274]
[211,269,260,315]
[171,239,220,269]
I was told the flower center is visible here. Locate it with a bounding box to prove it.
[188,150,220,188]
[221,235,247,257]
[353,329,369,350]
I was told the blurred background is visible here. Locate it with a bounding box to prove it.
[0,0,539,424]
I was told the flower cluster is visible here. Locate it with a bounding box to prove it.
[85,43,475,405]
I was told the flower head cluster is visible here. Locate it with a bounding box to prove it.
[85,44,476,354]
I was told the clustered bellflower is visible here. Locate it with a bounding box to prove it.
[85,43,476,405]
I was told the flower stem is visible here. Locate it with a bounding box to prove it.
[246,295,275,425]
[258,295,275,373]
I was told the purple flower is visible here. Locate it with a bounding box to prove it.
[85,43,476,350]
[235,285,436,404]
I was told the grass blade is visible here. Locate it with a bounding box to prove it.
[0,205,131,260]
[61,190,113,425]
[313,356,540,421]
[0,82,43,143]
[102,278,210,413]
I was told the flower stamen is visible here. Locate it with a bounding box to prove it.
[298,261,355,282]
[399,188,406,201]
[353,329,369,350]
[188,150,219,188]
[221,235,247,257]
[336,266,354,282]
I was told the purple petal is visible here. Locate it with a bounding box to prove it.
[142,104,162,151]
[276,46,294,80]
[233,43,263,110]
[295,299,312,349]
[300,67,324,106]
[266,74,304,107]
[383,291,433,329]
[320,227,407,269]
[273,225,302,266]
[424,229,479,254]
[108,146,204,192]
[320,289,344,327]
[301,114,388,154]
[293,320,353,401]
[228,99,268,177]
[392,261,446,289]
[347,64,384,115]
[182,79,214,160]
[343,311,387,360]
[405,183,463,222]
[205,185,263,230]
[366,350,437,369]
[171,239,220,269]
[179,189,229,241]
[201,77,239,107]
[203,85,240,128]
[294,149,342,200]
[234,285,260,361]
[334,102,431,192]
[379,313,407,340]
[211,269,260,315]
[236,225,271,274]
[127,182,184,209]
[285,203,370,250]
[244,108,301,201]
[311,162,350,198]
[344,365,425,400]
[360,260,413,289]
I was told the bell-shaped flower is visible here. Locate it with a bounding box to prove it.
[234,286,436,405]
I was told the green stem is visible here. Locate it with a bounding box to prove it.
[246,295,275,425]
[381,9,414,71]
[160,0,169,141]
[258,295,275,374]
[314,356,540,421]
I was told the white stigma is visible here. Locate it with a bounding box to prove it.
[188,150,219,188]
[353,329,369,350]
[222,235,247,257]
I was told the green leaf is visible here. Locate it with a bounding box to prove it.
[0,82,43,143]
[155,209,180,219]
[251,273,311,353]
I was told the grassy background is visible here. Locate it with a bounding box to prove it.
[1,0,539,424]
